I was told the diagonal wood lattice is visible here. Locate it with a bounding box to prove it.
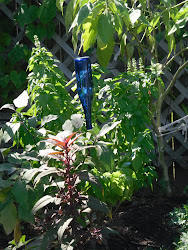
[0,0,187,169]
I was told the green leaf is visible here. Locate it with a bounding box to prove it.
[114,12,123,36]
[125,43,134,59]
[58,217,73,241]
[79,170,102,189]
[0,173,13,188]
[11,180,34,222]
[97,121,121,137]
[174,3,188,22]
[32,195,56,213]
[167,32,175,55]
[168,17,188,36]
[139,0,146,9]
[65,0,75,32]
[82,18,97,52]
[29,5,38,22]
[120,33,127,56]
[0,163,15,173]
[0,74,10,88]
[0,203,18,235]
[148,13,161,34]
[11,180,28,208]
[10,70,27,89]
[0,32,11,50]
[97,143,113,171]
[133,154,143,172]
[8,44,28,64]
[26,24,46,42]
[41,228,57,249]
[15,4,37,27]
[38,0,57,24]
[97,13,114,45]
[97,38,114,67]
[77,3,91,27]
[2,122,21,143]
[88,196,109,214]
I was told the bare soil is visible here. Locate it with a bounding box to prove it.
[107,193,186,249]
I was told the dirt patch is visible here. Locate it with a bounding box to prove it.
[107,194,186,249]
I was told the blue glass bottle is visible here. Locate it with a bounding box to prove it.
[74,56,93,130]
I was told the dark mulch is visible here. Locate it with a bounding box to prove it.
[107,194,186,250]
[0,191,187,250]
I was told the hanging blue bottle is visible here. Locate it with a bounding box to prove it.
[74,56,93,130]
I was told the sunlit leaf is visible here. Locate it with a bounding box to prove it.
[62,119,74,132]
[21,168,40,183]
[0,103,15,111]
[13,90,29,108]
[41,115,58,127]
[82,18,97,52]
[58,217,73,241]
[71,114,84,129]
[130,9,141,25]
[32,195,56,213]
[97,121,121,137]
[33,168,60,186]
[2,122,21,143]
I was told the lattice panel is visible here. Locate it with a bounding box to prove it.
[0,0,187,169]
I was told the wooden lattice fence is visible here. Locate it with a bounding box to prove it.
[0,0,187,169]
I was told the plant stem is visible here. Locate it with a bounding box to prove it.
[162,60,188,99]
[163,47,188,70]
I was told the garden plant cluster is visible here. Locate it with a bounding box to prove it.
[0,0,187,249]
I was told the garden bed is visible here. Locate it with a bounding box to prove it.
[0,188,186,250]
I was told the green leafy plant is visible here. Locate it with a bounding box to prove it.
[0,162,38,245]
[27,36,76,133]
[0,37,77,245]
[57,0,187,66]
[88,61,158,195]
[5,235,33,250]
[0,36,76,151]
[170,202,188,250]
[58,0,188,197]
[170,203,188,231]
[21,123,120,249]
[0,0,58,105]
